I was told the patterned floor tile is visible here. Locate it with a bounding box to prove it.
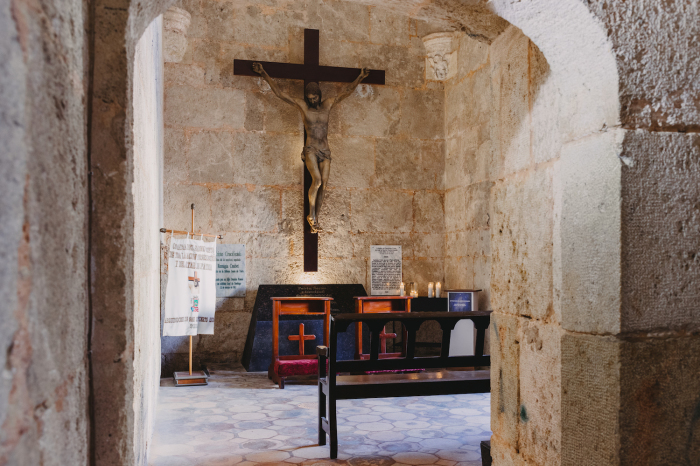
[149,368,491,466]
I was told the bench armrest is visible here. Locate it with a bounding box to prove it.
[317,346,327,378]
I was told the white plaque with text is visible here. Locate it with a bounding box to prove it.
[370,245,402,296]
[216,244,246,298]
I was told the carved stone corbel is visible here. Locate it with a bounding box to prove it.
[422,32,462,81]
[163,7,192,63]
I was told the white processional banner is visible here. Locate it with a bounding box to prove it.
[163,235,217,336]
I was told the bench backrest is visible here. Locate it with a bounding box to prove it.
[327,311,492,374]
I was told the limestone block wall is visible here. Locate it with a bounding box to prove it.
[161,0,448,372]
[443,33,492,311]
[0,0,89,464]
[132,16,164,463]
[444,27,562,464]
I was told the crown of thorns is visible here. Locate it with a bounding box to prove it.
[305,82,321,94]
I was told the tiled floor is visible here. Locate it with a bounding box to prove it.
[149,367,491,466]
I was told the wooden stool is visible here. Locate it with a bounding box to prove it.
[354,296,411,360]
[269,297,331,388]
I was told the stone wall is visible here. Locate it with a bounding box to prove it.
[443,33,492,311]
[132,15,164,464]
[0,0,89,464]
[443,26,563,464]
[2,0,697,463]
[161,0,448,373]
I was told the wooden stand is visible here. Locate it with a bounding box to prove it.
[268,297,332,388]
[173,331,208,386]
[354,296,411,359]
[167,204,220,387]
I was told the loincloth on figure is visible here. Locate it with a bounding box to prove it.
[301,146,331,163]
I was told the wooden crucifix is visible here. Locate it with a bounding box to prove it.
[234,29,385,272]
[188,271,201,288]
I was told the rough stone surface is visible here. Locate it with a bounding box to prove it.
[443,32,496,311]
[491,166,554,320]
[162,0,449,368]
[561,333,620,466]
[443,15,615,465]
[163,7,191,63]
[89,2,176,465]
[490,313,520,452]
[132,17,164,463]
[585,0,700,132]
[620,131,700,332]
[619,335,700,464]
[518,320,561,464]
[559,130,623,335]
[0,0,89,464]
[3,0,700,465]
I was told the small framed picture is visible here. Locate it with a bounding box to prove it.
[446,289,480,312]
[445,289,481,356]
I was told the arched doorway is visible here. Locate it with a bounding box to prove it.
[90,0,632,464]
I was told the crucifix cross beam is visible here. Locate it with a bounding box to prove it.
[233,30,385,86]
[287,323,316,356]
[188,271,200,287]
[234,29,385,272]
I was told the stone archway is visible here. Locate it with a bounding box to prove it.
[91,1,700,465]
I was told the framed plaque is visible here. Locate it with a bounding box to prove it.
[446,289,481,356]
[370,245,402,296]
[216,244,246,298]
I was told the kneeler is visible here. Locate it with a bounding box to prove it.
[269,297,331,388]
[354,296,412,360]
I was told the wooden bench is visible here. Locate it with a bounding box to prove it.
[317,311,492,458]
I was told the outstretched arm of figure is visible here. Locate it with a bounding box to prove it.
[330,68,370,108]
[252,62,305,109]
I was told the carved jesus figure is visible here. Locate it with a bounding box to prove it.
[252,62,369,233]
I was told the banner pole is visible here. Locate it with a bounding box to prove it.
[190,204,194,376]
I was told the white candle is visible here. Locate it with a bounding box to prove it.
[400,282,405,296]
[436,282,441,298]
[428,282,434,298]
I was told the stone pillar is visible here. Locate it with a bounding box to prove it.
[163,7,191,63]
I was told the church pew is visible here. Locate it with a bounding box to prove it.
[317,311,492,459]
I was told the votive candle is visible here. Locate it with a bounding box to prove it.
[428,282,434,298]
[436,282,441,298]
[400,282,405,296]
